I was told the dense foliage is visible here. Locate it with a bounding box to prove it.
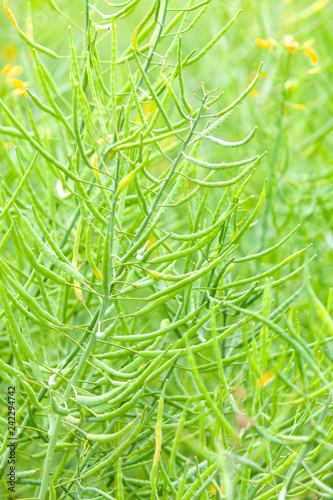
[0,1,332,499]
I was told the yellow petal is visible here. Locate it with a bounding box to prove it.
[295,104,306,109]
[283,35,299,52]
[2,44,17,62]
[304,46,318,64]
[146,236,155,250]
[11,78,28,96]
[251,89,260,98]
[12,88,27,96]
[5,142,13,148]
[256,38,274,51]
[142,101,156,117]
[8,65,23,77]
[258,370,275,387]
[10,78,26,89]
[2,64,14,75]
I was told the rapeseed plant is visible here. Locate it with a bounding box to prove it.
[0,1,332,499]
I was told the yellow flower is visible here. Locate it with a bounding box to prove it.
[136,101,157,124]
[2,64,28,96]
[251,89,260,98]
[2,64,23,77]
[256,38,278,52]
[146,236,155,250]
[295,104,306,109]
[10,79,28,96]
[258,370,275,387]
[283,35,299,52]
[304,46,318,64]
[2,44,18,62]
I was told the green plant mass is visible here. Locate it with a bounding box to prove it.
[0,0,332,499]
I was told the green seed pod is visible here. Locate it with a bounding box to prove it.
[84,408,146,478]
[50,394,70,416]
[0,286,35,362]
[85,413,140,443]
[17,210,86,284]
[20,379,44,411]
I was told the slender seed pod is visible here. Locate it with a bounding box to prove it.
[177,37,193,115]
[14,223,68,286]
[199,126,258,148]
[16,469,40,479]
[133,52,173,131]
[86,53,107,136]
[32,205,73,268]
[0,284,35,361]
[115,457,124,500]
[75,382,127,407]
[110,15,117,130]
[115,152,150,200]
[0,101,78,181]
[6,318,27,374]
[84,409,146,478]
[27,89,58,118]
[0,3,327,497]
[86,223,103,281]
[182,154,258,170]
[93,384,146,422]
[4,0,60,58]
[0,221,13,254]
[1,269,62,326]
[150,381,167,497]
[0,400,27,456]
[33,52,74,139]
[72,86,93,171]
[186,9,242,65]
[160,68,188,120]
[20,379,44,411]
[16,210,86,284]
[132,1,157,52]
[0,154,37,222]
[85,414,140,442]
